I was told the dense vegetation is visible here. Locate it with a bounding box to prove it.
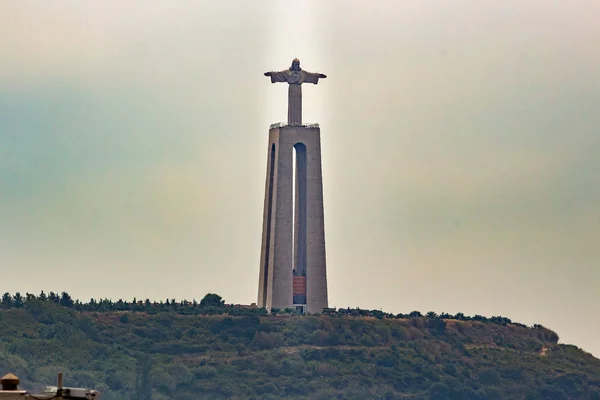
[1,292,599,399]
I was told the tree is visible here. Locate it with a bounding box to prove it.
[1,293,12,308]
[427,382,450,400]
[13,292,24,308]
[200,293,224,307]
[48,291,59,303]
[427,318,447,335]
[59,292,74,308]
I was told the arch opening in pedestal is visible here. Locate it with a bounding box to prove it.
[293,142,307,307]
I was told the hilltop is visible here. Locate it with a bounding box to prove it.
[0,293,599,399]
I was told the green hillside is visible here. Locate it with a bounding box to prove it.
[0,293,599,399]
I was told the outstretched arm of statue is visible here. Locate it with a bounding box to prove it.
[264,70,288,83]
[302,71,327,84]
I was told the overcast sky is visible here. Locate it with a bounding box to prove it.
[1,1,599,357]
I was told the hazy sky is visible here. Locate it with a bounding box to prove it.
[1,1,599,357]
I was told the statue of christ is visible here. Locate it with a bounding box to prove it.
[264,58,327,126]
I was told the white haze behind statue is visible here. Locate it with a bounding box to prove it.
[0,1,599,357]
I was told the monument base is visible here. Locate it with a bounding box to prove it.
[257,124,329,314]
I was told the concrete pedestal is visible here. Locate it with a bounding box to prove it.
[257,124,328,314]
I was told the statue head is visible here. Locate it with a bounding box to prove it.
[290,58,301,71]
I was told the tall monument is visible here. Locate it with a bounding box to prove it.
[257,58,328,314]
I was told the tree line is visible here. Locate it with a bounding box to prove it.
[0,291,268,316]
[0,291,553,333]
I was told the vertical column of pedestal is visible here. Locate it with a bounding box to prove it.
[305,127,328,314]
[270,128,294,310]
[257,130,279,308]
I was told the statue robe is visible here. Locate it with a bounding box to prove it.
[268,69,323,126]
